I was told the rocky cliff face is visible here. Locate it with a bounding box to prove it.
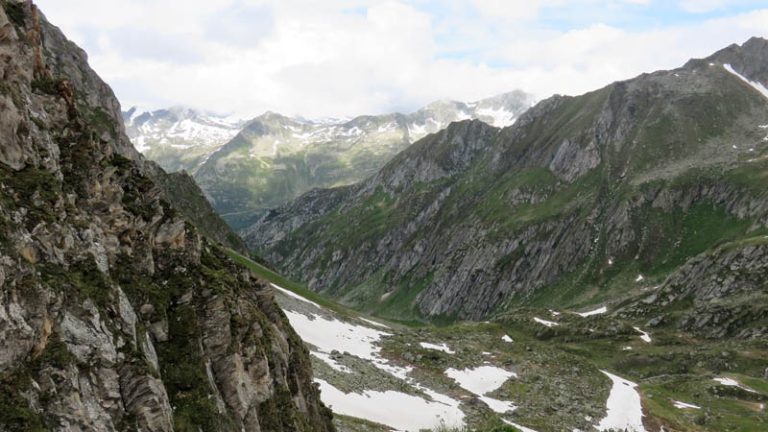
[618,238,768,339]
[245,38,768,331]
[0,2,333,430]
[147,165,248,253]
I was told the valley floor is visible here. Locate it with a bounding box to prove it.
[229,251,768,432]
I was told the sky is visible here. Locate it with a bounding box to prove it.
[35,0,768,119]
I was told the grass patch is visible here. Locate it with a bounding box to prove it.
[30,77,65,97]
[639,202,758,276]
[641,377,768,431]
[0,371,47,432]
[373,272,433,322]
[40,259,113,308]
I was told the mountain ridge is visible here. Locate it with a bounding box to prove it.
[244,37,768,334]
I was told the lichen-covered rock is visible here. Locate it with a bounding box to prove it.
[0,1,333,430]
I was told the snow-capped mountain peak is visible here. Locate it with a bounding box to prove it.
[122,107,246,171]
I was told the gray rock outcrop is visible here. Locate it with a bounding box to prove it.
[0,2,333,430]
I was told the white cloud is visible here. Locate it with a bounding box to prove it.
[472,0,553,21]
[34,0,768,119]
[678,0,730,13]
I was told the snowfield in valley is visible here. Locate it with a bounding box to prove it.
[279,299,467,430]
[315,379,464,431]
[268,283,666,432]
[282,309,389,363]
[597,371,646,432]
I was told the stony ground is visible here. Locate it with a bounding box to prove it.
[278,288,768,432]
[232,251,768,432]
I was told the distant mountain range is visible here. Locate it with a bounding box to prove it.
[122,106,245,173]
[123,91,534,228]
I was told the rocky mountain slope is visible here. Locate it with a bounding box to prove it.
[245,37,768,337]
[236,250,768,432]
[0,2,332,431]
[147,165,247,253]
[181,91,533,228]
[122,107,244,174]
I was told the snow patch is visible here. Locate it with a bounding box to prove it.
[420,342,455,354]
[134,136,148,152]
[376,122,398,133]
[713,377,757,393]
[476,106,517,127]
[724,64,768,100]
[635,274,645,283]
[502,419,538,432]
[596,371,646,432]
[633,327,652,343]
[502,335,514,343]
[455,110,472,121]
[576,306,607,317]
[480,396,517,414]
[315,379,464,430]
[407,122,428,140]
[445,365,517,395]
[673,400,701,410]
[445,366,517,414]
[533,317,559,327]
